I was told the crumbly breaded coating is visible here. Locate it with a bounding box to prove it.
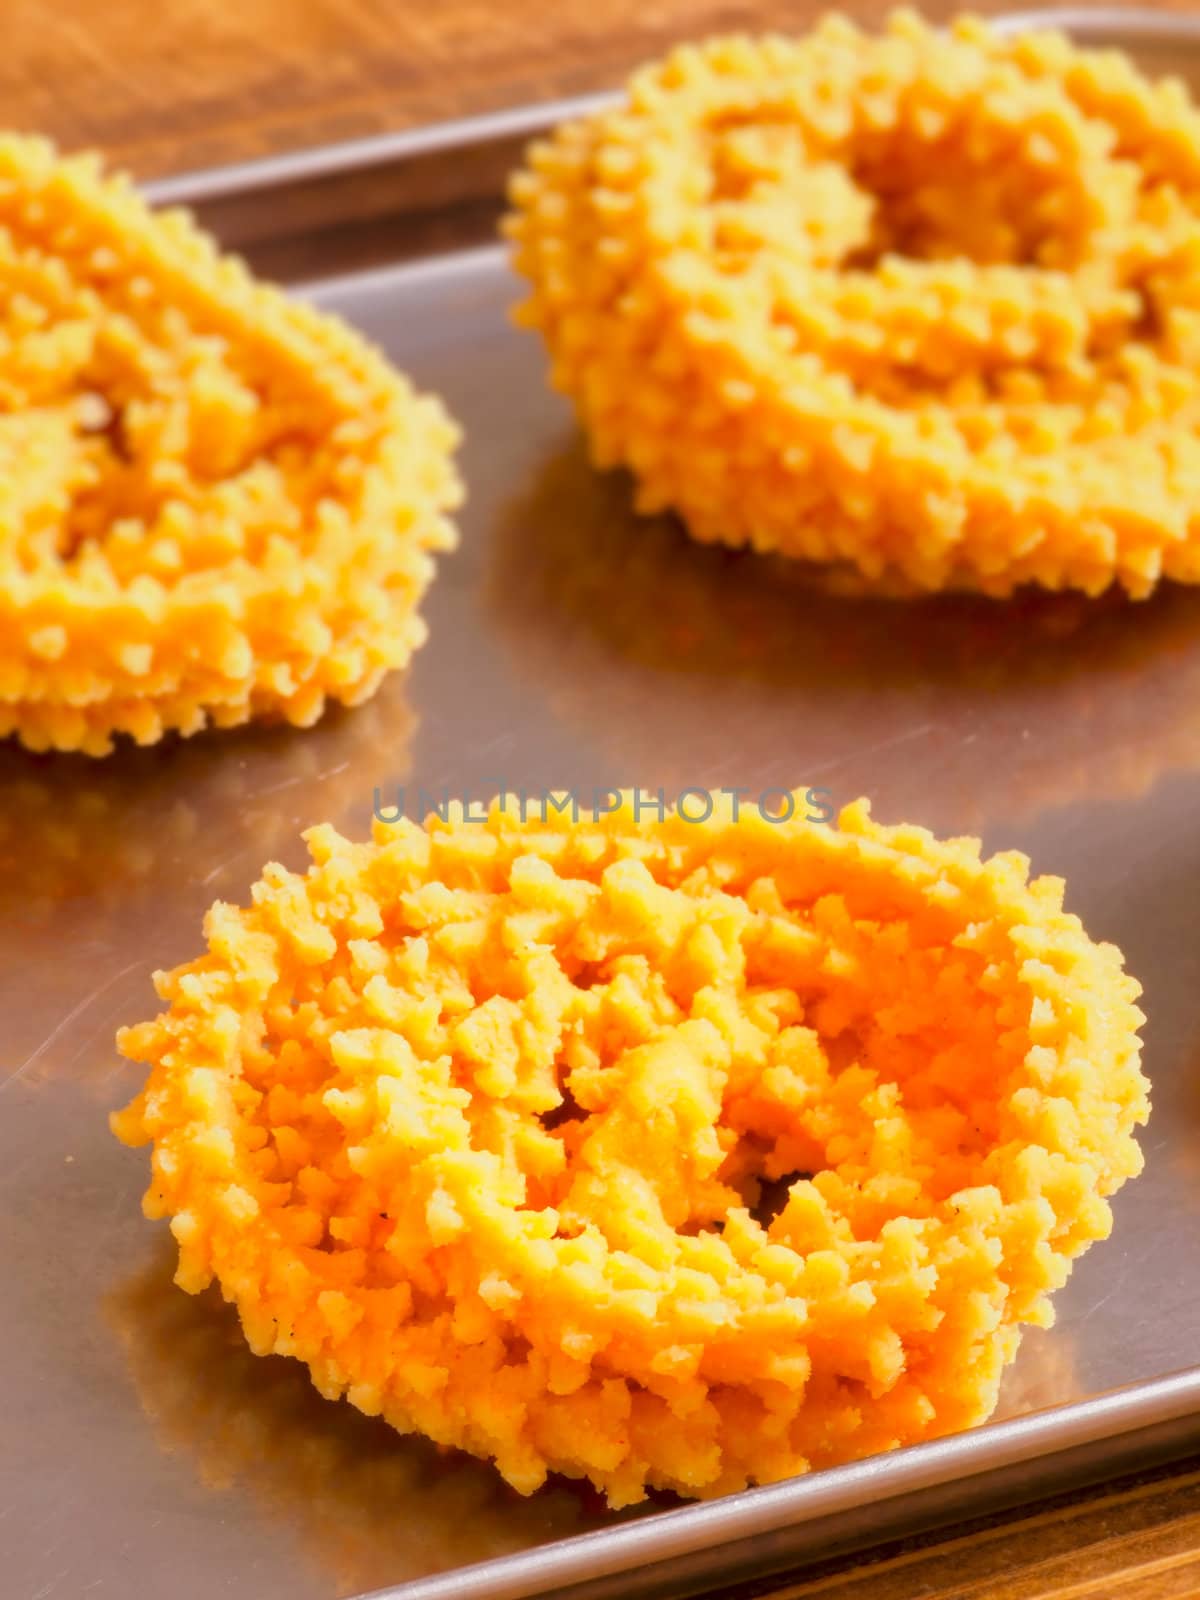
[0,135,460,755]
[508,12,1200,596]
[112,794,1147,1504]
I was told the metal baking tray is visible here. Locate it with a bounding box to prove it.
[5,9,1200,1599]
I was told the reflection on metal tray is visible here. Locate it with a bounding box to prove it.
[4,9,1200,1600]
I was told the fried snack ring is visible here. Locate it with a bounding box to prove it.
[508,12,1200,597]
[0,136,460,755]
[113,795,1148,1505]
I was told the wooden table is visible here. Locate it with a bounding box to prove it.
[5,1,1199,1596]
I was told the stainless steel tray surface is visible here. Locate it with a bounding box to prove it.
[4,10,1200,1600]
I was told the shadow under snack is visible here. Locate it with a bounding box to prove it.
[0,677,416,917]
[0,677,416,1085]
[104,1251,620,1599]
[488,440,1200,832]
[996,1327,1084,1420]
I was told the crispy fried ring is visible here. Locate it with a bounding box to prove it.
[0,136,460,755]
[508,13,1200,596]
[113,795,1147,1505]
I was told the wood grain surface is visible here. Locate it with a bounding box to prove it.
[717,1460,1200,1600]
[4,2,1199,1598]
[2,0,1195,178]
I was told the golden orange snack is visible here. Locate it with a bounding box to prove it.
[508,12,1200,596]
[0,135,460,755]
[112,794,1147,1505]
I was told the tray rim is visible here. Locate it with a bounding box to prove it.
[126,7,1200,1597]
[140,7,1200,213]
[386,1369,1200,1600]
